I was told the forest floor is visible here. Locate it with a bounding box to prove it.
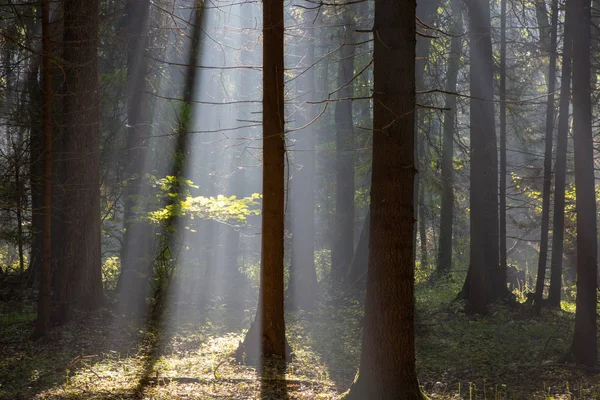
[1,282,599,399]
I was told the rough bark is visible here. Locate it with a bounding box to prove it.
[570,0,597,367]
[55,0,103,322]
[341,0,426,396]
[533,0,558,314]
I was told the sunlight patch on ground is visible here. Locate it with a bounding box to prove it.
[33,324,338,399]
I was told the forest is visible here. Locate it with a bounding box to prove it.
[1,0,600,398]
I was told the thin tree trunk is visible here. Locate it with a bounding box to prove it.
[346,210,369,288]
[418,132,428,271]
[498,0,508,291]
[33,0,52,338]
[331,11,356,285]
[236,0,290,361]
[15,149,24,275]
[534,0,558,314]
[414,0,442,266]
[288,9,318,310]
[436,0,462,277]
[548,0,574,308]
[570,0,596,367]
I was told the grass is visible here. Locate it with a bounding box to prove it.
[2,283,600,399]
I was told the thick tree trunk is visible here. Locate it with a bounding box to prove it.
[331,11,356,285]
[548,0,574,308]
[570,0,597,367]
[341,0,425,396]
[461,0,504,312]
[33,0,53,339]
[55,0,103,322]
[236,0,289,361]
[435,0,462,277]
[533,0,558,314]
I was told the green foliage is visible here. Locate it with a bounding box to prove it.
[101,256,120,290]
[0,247,27,274]
[314,248,332,283]
[147,175,261,226]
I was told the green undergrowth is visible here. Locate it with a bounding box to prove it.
[1,284,600,399]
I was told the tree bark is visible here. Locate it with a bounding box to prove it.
[236,0,289,361]
[570,0,597,367]
[341,0,426,396]
[55,0,103,322]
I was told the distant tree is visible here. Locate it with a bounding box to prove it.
[569,0,596,366]
[236,0,290,360]
[32,0,53,338]
[497,0,507,288]
[341,0,425,396]
[548,0,574,309]
[117,0,153,311]
[54,0,103,322]
[288,7,318,311]
[435,0,462,277]
[533,0,558,314]
[460,0,507,312]
[331,7,356,285]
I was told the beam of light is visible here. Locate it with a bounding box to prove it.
[168,0,263,332]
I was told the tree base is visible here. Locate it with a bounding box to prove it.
[339,371,430,400]
[234,320,292,367]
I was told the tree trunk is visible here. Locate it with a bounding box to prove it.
[55,0,103,322]
[117,0,154,311]
[331,11,356,285]
[341,0,425,396]
[418,131,428,271]
[498,0,508,291]
[548,0,574,309]
[33,0,53,339]
[288,9,318,311]
[570,0,597,367]
[236,0,289,361]
[461,0,504,312]
[346,210,369,289]
[533,0,558,315]
[435,0,462,277]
